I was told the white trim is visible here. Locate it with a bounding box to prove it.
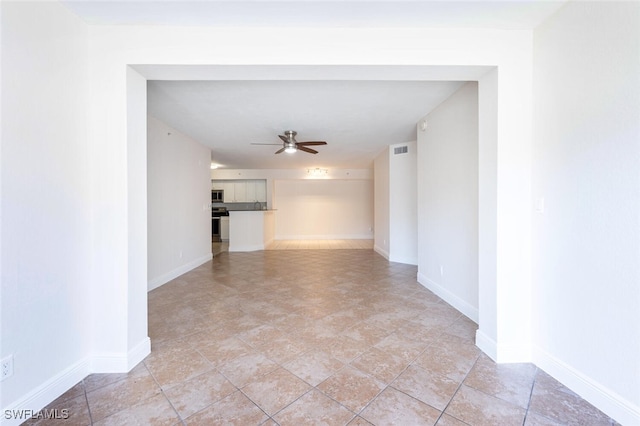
[275,234,373,240]
[1,358,90,426]
[475,329,497,360]
[147,254,212,291]
[533,346,640,426]
[475,329,531,363]
[90,337,151,373]
[1,338,151,425]
[417,272,479,323]
[389,254,418,266]
[228,243,265,252]
[373,244,390,260]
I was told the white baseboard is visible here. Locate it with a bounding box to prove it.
[90,337,151,373]
[533,346,640,425]
[373,244,390,260]
[275,234,373,240]
[475,329,531,363]
[389,254,418,266]
[229,243,264,252]
[417,272,479,323]
[1,358,90,426]
[475,329,497,360]
[1,338,152,426]
[147,254,212,291]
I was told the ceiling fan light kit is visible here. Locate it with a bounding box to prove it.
[251,130,327,155]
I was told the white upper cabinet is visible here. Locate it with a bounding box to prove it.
[245,181,257,202]
[255,182,267,202]
[222,182,235,202]
[212,179,267,203]
[234,181,247,202]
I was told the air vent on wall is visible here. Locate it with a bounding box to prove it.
[394,146,408,155]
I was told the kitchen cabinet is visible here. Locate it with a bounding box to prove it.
[254,181,267,202]
[211,179,267,203]
[221,217,230,241]
[245,181,257,202]
[221,182,235,203]
[234,181,247,202]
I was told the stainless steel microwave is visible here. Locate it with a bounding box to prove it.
[211,189,223,203]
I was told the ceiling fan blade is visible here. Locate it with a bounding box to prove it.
[278,135,289,143]
[297,141,327,146]
[251,143,282,146]
[275,147,286,154]
[297,146,318,154]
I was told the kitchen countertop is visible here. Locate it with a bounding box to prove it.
[228,209,277,212]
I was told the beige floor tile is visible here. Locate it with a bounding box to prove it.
[273,388,355,426]
[347,416,375,425]
[391,364,459,411]
[218,351,279,388]
[241,367,311,416]
[143,341,214,389]
[195,335,253,367]
[341,322,391,346]
[374,331,429,363]
[47,249,616,426]
[528,370,614,426]
[92,394,179,426]
[255,334,308,365]
[414,336,479,382]
[184,391,269,425]
[317,365,386,413]
[463,353,537,409]
[359,387,441,426]
[524,411,566,426]
[24,393,91,426]
[444,384,526,426]
[323,335,371,364]
[83,362,148,393]
[283,349,345,386]
[435,413,470,425]
[442,315,478,343]
[350,347,408,384]
[163,370,236,419]
[86,364,162,423]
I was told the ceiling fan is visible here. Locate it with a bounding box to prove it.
[251,130,327,154]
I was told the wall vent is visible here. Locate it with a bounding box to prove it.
[394,146,408,155]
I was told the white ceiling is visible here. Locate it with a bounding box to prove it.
[62,0,566,170]
[148,80,465,169]
[61,1,565,30]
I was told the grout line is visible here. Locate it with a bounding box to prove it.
[432,352,481,425]
[83,381,94,426]
[522,366,539,426]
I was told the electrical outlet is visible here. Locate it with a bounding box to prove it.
[1,355,13,381]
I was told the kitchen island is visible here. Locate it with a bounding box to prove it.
[228,210,275,252]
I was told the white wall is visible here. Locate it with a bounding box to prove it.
[91,24,533,366]
[273,179,374,239]
[374,148,390,258]
[532,2,640,423]
[211,168,373,210]
[147,116,212,291]
[374,141,418,264]
[389,141,418,265]
[417,82,479,322]
[3,7,542,419]
[0,0,92,414]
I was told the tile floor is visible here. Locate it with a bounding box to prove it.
[28,249,618,425]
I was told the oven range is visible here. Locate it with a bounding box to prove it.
[212,207,228,242]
